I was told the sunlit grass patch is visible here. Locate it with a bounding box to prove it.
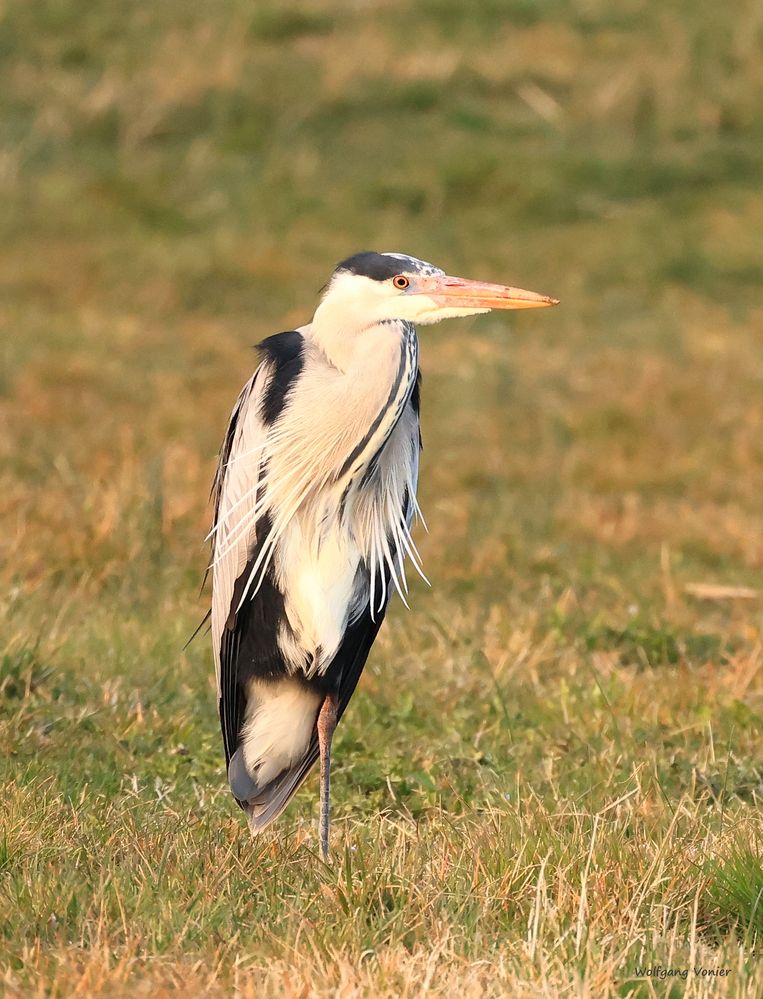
[702,840,763,941]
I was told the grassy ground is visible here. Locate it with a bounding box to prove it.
[2,0,763,995]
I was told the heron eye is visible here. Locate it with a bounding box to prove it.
[392,275,410,290]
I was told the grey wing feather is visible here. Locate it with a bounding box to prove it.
[210,366,270,691]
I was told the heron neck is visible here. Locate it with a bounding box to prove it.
[307,312,411,374]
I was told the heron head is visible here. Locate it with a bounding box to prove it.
[317,251,558,329]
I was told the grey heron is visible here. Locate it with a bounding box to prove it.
[208,251,557,858]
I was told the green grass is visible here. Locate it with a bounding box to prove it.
[1,0,763,994]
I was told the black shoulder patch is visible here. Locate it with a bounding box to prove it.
[257,330,305,425]
[335,251,407,283]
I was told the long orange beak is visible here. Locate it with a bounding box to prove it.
[421,274,559,310]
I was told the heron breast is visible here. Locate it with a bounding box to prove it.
[274,514,364,676]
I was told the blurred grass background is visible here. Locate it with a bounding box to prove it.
[1,0,762,995]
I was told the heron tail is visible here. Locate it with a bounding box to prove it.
[227,677,322,832]
[228,743,319,832]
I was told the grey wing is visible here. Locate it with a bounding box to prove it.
[211,361,286,777]
[210,366,270,694]
[211,329,309,771]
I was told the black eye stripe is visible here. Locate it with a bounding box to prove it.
[334,251,443,282]
[335,252,407,282]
